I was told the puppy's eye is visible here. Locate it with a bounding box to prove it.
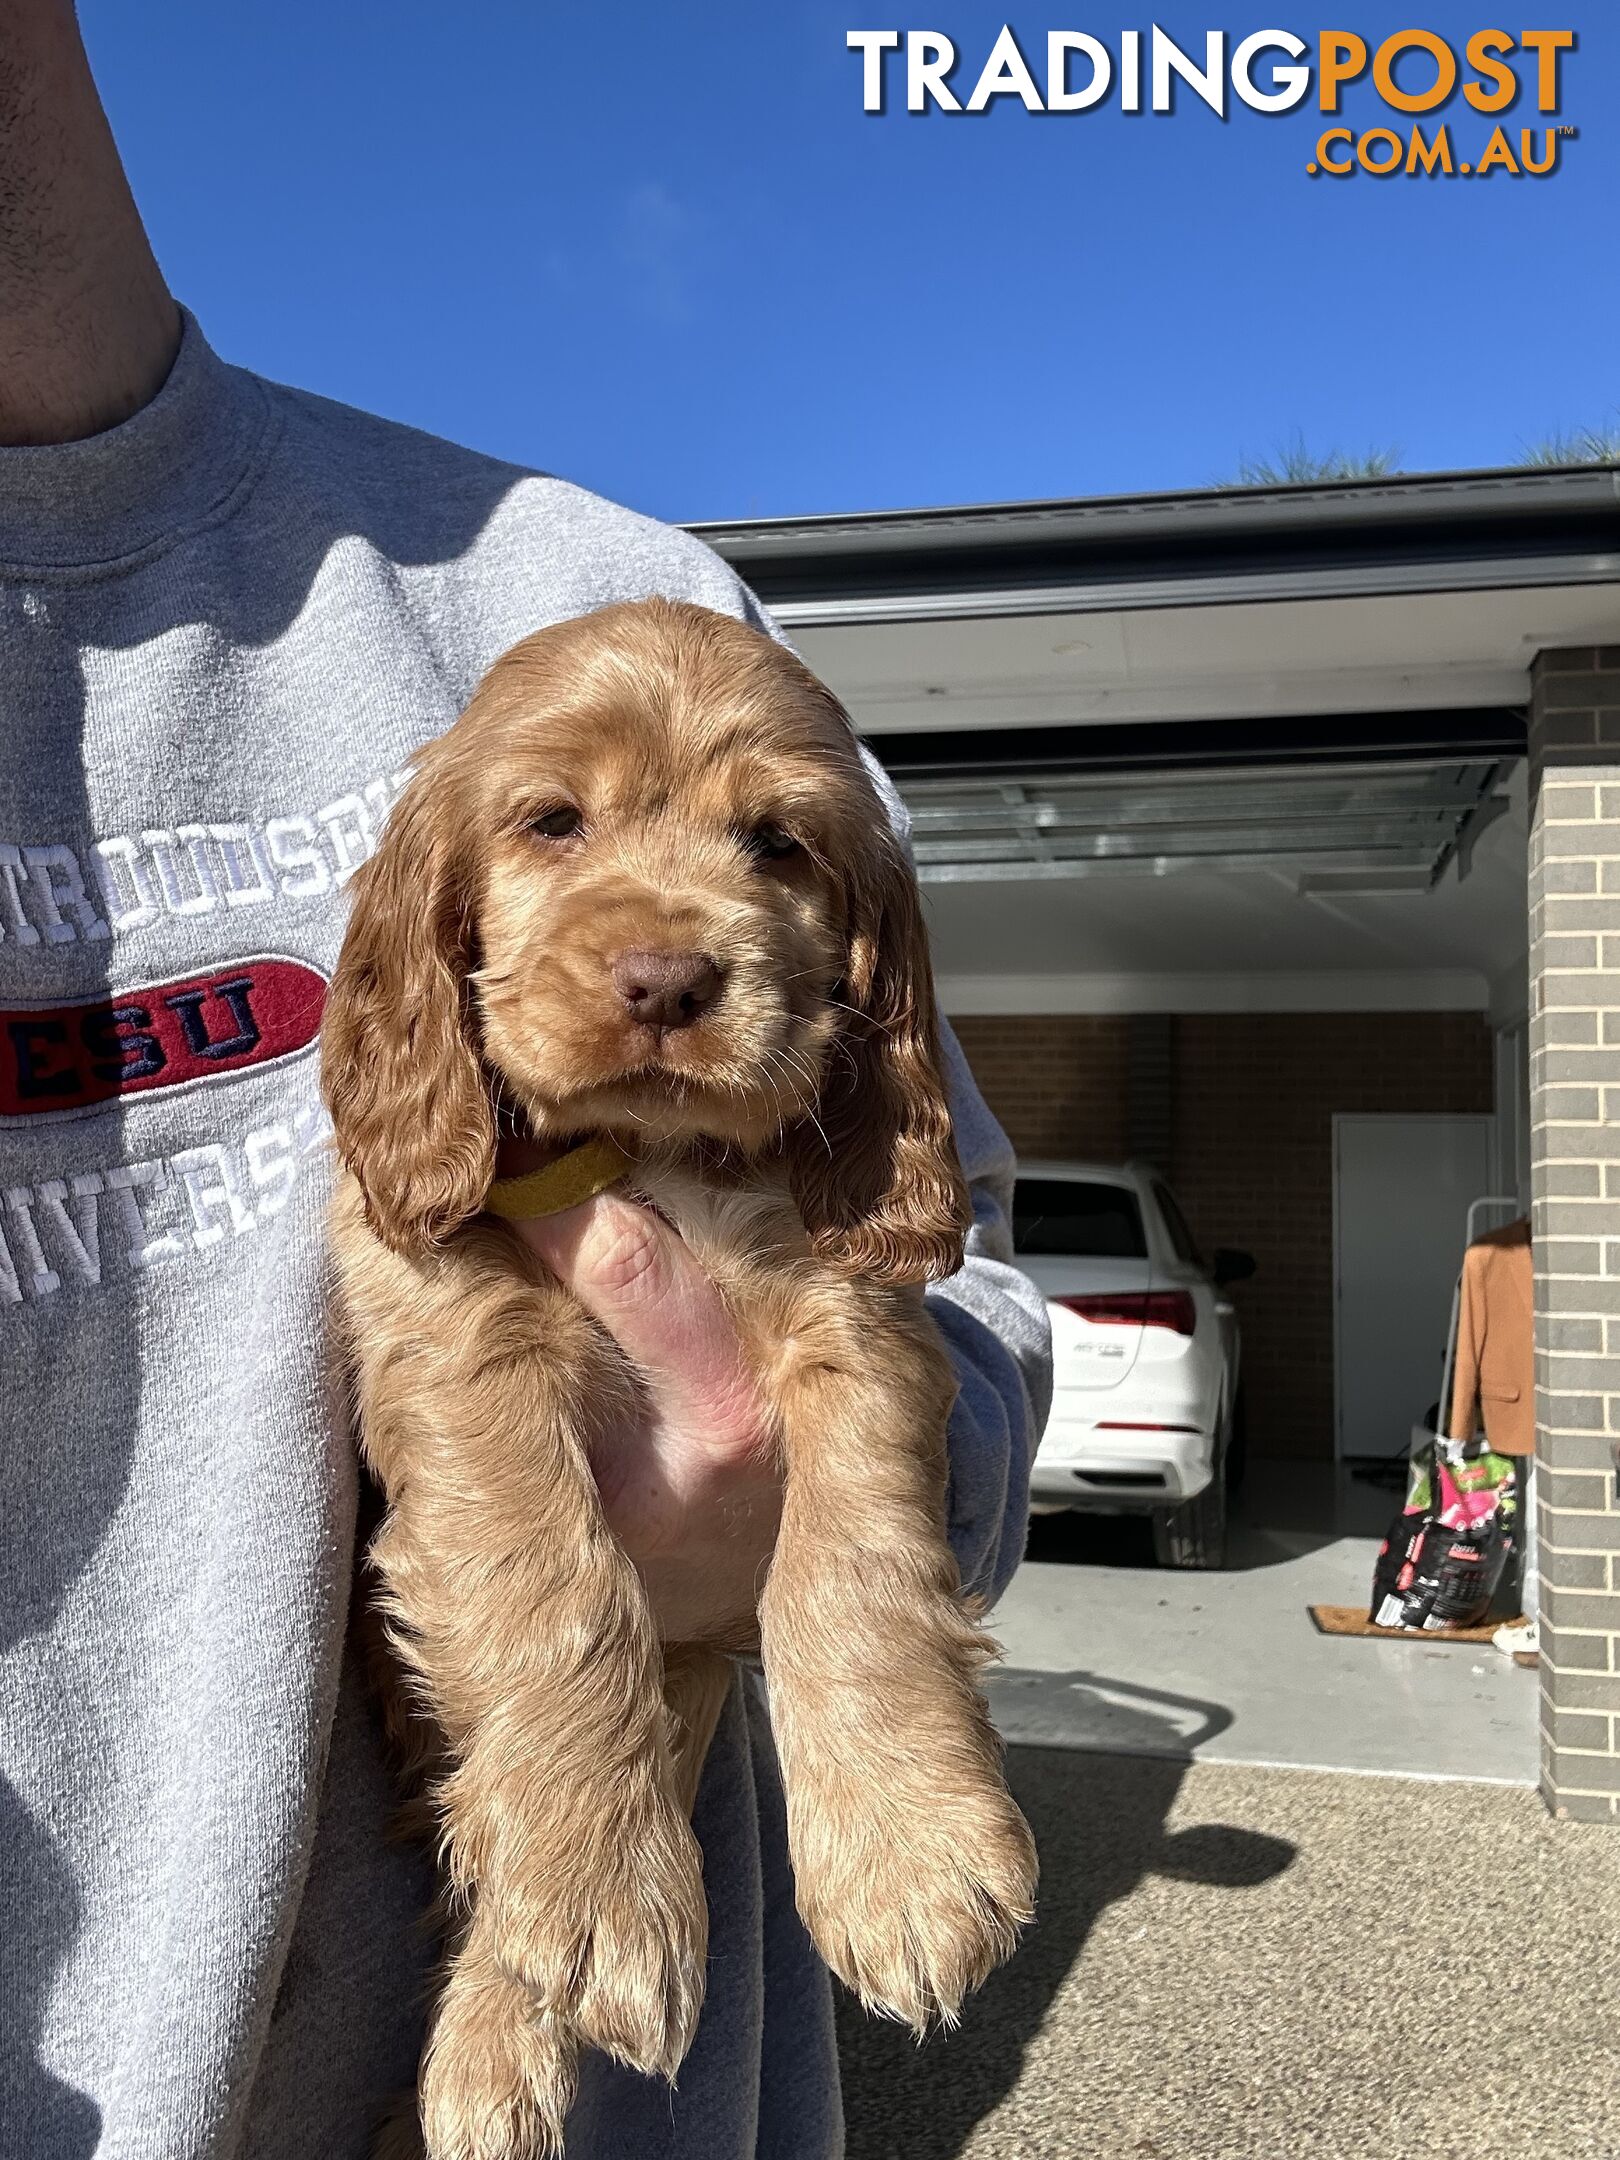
[529,805,583,840]
[745,821,800,862]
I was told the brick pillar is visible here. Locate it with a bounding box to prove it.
[1530,647,1620,1822]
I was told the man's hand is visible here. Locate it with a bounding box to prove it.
[518,1193,782,1647]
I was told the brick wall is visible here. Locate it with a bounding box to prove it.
[952,1008,1494,1461]
[951,1015,1131,1162]
[1172,1012,1493,1460]
[1528,647,1620,1823]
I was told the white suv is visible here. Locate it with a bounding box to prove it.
[1014,1161,1252,1568]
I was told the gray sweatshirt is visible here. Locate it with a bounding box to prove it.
[0,314,1049,2160]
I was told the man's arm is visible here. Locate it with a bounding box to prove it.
[931,1021,1051,1605]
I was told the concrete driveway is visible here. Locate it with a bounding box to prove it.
[839,1747,1620,2160]
[989,1467,1538,1785]
[836,1469,1582,2157]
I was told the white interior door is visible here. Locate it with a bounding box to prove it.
[1333,1113,1494,1460]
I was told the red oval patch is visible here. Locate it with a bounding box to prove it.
[0,956,328,1120]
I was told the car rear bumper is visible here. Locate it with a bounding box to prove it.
[1030,1412,1216,1512]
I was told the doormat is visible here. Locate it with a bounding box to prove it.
[1308,1604,1530,1657]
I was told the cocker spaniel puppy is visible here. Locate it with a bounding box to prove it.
[321,599,1036,2160]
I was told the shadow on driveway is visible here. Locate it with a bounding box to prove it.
[837,1678,1296,2160]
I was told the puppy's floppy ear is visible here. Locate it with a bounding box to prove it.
[320,771,494,1254]
[789,828,971,1286]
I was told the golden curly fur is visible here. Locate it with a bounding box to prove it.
[321,600,1036,2160]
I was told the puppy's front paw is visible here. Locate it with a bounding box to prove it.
[792,1763,1036,2030]
[419,1945,577,2160]
[486,1788,708,2082]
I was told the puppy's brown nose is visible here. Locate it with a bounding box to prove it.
[611,948,724,1031]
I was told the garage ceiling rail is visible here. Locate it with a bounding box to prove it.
[901,755,1509,889]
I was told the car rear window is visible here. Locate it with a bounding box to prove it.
[1153,1181,1204,1269]
[1013,1178,1148,1259]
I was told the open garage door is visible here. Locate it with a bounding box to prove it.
[868,721,1530,1476]
[698,469,1616,1805]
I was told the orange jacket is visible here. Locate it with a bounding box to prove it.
[1447,1219,1534,1458]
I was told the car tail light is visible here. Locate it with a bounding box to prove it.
[1054,1290,1196,1337]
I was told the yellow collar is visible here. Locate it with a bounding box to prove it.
[483,1136,633,1222]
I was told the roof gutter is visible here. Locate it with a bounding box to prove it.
[690,466,1620,628]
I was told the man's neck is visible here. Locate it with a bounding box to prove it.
[0,0,180,446]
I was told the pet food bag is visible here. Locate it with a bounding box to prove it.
[1369,1438,1520,1633]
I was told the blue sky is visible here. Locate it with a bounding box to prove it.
[84,4,1618,522]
